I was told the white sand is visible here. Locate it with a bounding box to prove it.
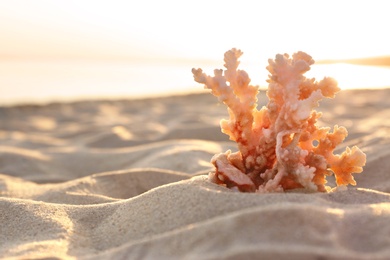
[1,89,390,259]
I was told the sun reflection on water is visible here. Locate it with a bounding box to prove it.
[308,64,390,90]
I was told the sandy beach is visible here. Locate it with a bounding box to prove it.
[1,88,390,259]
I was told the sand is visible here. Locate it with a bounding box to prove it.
[0,89,390,259]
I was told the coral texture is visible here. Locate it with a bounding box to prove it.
[192,48,366,192]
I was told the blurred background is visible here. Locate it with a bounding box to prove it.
[1,0,389,105]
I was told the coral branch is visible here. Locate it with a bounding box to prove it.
[192,49,367,192]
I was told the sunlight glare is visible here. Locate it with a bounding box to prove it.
[308,64,390,90]
[1,0,389,62]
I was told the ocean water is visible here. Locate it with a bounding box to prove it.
[0,60,204,105]
[1,60,390,106]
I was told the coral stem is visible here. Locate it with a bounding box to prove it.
[192,49,366,192]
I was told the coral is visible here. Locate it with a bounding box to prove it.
[192,48,366,192]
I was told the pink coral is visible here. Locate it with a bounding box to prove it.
[192,48,366,192]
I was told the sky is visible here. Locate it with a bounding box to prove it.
[1,0,389,63]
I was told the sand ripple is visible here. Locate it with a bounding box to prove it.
[1,90,390,259]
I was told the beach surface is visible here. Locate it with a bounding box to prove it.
[1,89,389,259]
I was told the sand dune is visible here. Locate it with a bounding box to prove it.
[1,89,390,259]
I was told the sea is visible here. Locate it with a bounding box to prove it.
[1,60,390,106]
